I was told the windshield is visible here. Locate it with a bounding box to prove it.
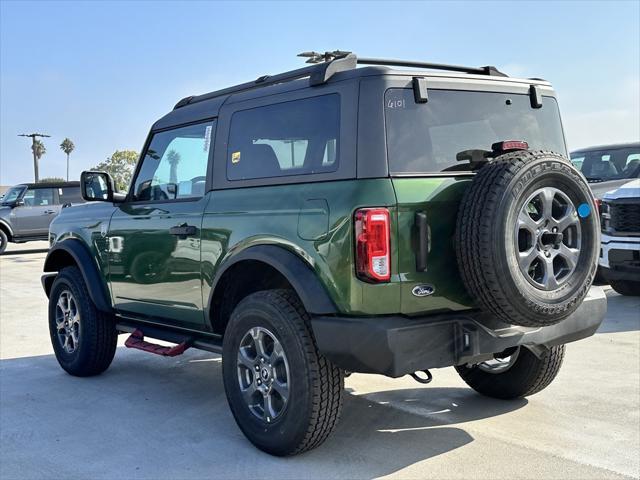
[570,147,640,182]
[1,186,26,205]
[385,89,567,173]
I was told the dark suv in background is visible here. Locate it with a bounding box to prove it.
[0,181,83,253]
[42,52,605,456]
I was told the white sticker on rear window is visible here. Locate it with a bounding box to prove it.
[203,125,212,153]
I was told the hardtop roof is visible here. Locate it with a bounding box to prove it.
[13,181,80,189]
[152,55,553,131]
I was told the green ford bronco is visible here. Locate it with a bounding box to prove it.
[42,51,606,456]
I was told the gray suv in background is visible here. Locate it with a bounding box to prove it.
[0,181,83,253]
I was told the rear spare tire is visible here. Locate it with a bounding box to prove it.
[456,150,598,327]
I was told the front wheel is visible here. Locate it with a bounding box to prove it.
[0,229,8,254]
[455,345,565,399]
[48,266,118,376]
[222,289,343,456]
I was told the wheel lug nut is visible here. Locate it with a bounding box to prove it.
[255,365,259,371]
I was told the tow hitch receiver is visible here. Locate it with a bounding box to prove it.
[125,329,191,357]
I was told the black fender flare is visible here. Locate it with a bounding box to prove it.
[208,244,337,316]
[43,238,113,313]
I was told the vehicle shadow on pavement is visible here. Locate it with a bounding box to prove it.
[0,349,525,480]
[597,291,640,334]
[0,248,49,256]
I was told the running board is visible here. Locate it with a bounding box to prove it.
[116,321,223,355]
[124,329,191,357]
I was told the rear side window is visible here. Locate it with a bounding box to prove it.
[227,95,340,181]
[385,89,567,173]
[58,186,83,204]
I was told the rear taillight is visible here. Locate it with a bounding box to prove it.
[354,208,391,282]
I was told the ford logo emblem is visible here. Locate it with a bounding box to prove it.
[412,284,435,297]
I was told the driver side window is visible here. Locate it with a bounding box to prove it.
[23,188,54,206]
[132,120,215,202]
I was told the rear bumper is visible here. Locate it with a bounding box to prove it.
[311,286,607,378]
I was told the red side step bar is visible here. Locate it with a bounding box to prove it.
[124,329,191,357]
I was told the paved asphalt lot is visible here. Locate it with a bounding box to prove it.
[1,241,639,479]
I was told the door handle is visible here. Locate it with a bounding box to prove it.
[44,210,56,214]
[169,224,197,237]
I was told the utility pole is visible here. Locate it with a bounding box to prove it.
[19,133,50,183]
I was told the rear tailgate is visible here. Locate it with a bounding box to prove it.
[384,84,567,315]
[392,176,475,315]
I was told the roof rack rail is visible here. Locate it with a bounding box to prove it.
[356,57,508,77]
[174,53,357,109]
[173,52,510,110]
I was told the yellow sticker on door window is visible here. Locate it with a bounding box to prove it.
[231,151,241,164]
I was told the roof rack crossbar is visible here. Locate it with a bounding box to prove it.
[174,54,357,109]
[356,58,508,77]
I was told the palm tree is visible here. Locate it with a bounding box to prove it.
[60,138,75,181]
[167,149,181,184]
[31,140,46,182]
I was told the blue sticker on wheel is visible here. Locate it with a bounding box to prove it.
[577,203,591,218]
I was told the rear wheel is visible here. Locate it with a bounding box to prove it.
[48,266,118,376]
[222,289,343,456]
[610,280,640,296]
[455,345,565,399]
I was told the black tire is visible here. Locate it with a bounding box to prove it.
[610,280,640,296]
[0,229,7,254]
[48,266,118,376]
[456,150,599,327]
[222,289,343,456]
[455,345,565,399]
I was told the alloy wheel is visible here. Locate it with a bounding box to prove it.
[477,347,521,374]
[236,326,290,423]
[515,187,582,290]
[55,290,81,354]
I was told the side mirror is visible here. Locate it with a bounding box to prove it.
[15,199,25,207]
[81,171,119,202]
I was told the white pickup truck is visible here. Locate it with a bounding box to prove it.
[599,179,640,295]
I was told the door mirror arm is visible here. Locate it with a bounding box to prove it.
[112,192,127,203]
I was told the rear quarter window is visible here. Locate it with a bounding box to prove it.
[227,94,340,181]
[58,186,83,204]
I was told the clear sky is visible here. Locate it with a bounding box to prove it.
[1,0,638,185]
